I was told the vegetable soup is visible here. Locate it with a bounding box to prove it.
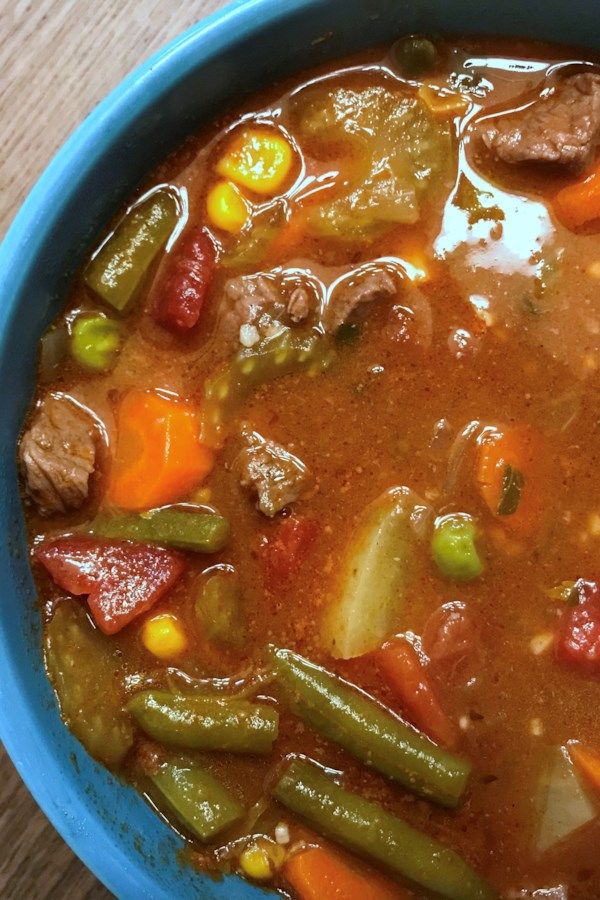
[19,34,600,899]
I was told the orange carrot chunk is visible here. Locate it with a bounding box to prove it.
[475,424,542,536]
[284,846,408,900]
[554,158,600,229]
[375,638,457,749]
[109,389,213,511]
[569,741,600,793]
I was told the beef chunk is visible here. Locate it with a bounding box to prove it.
[20,395,97,516]
[221,273,284,337]
[234,429,309,517]
[482,73,600,169]
[323,267,398,332]
[220,272,315,339]
[220,263,398,340]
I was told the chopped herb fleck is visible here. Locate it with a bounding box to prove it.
[454,175,505,225]
[335,322,361,345]
[497,464,524,515]
[546,580,578,604]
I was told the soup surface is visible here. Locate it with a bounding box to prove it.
[20,34,600,899]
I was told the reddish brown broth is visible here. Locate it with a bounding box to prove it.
[23,36,600,898]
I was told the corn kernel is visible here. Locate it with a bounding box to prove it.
[418,83,469,118]
[239,843,272,881]
[216,128,293,196]
[206,180,250,233]
[141,613,187,659]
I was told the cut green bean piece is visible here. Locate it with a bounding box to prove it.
[272,758,497,900]
[203,327,334,442]
[85,189,179,313]
[128,691,278,754]
[196,571,246,647]
[269,646,470,807]
[45,601,133,766]
[90,508,229,553]
[151,761,243,841]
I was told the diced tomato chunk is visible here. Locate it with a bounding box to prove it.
[260,516,319,589]
[555,579,600,674]
[35,537,185,635]
[154,227,217,332]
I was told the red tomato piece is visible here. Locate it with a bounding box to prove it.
[555,579,600,674]
[260,516,319,589]
[35,537,185,635]
[154,227,217,332]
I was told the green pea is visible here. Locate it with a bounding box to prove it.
[392,36,438,77]
[431,513,483,582]
[71,315,122,371]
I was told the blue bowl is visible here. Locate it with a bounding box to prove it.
[1,0,599,896]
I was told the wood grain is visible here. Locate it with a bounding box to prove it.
[0,2,226,896]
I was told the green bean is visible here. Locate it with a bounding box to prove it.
[272,758,497,900]
[203,327,334,441]
[269,646,470,807]
[127,691,278,754]
[431,513,483,582]
[196,571,246,647]
[45,601,133,766]
[85,189,179,312]
[151,761,243,841]
[90,508,229,553]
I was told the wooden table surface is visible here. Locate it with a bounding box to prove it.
[0,2,226,896]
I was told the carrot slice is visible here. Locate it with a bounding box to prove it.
[475,425,542,536]
[375,638,457,749]
[109,390,213,510]
[569,741,600,793]
[554,158,600,229]
[284,846,408,900]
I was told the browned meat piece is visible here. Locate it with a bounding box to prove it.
[220,262,399,339]
[234,428,310,517]
[19,395,97,516]
[323,266,398,331]
[386,283,433,348]
[219,272,315,339]
[220,273,284,336]
[481,73,600,169]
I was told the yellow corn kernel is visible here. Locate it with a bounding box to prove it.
[142,613,187,659]
[206,180,250,233]
[216,128,293,196]
[418,84,469,118]
[239,843,272,881]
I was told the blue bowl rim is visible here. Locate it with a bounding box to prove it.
[0,0,319,894]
